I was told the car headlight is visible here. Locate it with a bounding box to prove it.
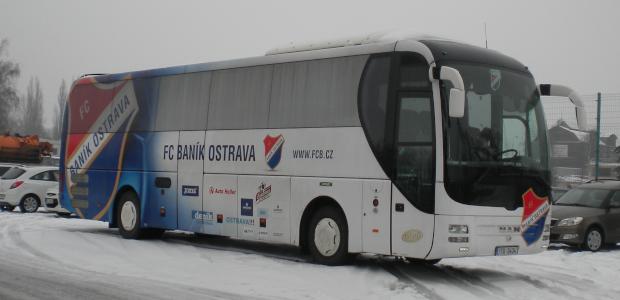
[557,217,583,226]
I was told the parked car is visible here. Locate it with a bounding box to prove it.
[550,181,620,251]
[44,185,71,216]
[0,163,22,177]
[551,187,570,203]
[0,166,59,213]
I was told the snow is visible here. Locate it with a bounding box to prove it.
[1,210,619,300]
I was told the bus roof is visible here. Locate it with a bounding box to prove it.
[78,32,523,85]
[77,32,451,85]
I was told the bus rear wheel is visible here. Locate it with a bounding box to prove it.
[308,206,349,265]
[117,192,156,239]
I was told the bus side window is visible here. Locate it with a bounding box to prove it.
[359,55,391,157]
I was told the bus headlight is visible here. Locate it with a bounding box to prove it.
[557,217,583,227]
[449,224,469,234]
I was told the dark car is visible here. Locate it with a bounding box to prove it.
[550,181,620,251]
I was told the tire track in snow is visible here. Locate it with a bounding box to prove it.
[381,263,446,300]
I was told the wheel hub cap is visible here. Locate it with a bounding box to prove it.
[587,231,602,250]
[314,218,341,257]
[120,201,137,231]
[24,197,37,212]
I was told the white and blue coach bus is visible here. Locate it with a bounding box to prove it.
[60,33,586,264]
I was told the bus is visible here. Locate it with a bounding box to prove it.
[60,33,586,265]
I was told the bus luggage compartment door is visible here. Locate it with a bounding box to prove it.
[177,131,206,232]
[362,180,391,255]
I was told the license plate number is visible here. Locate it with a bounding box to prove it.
[495,246,519,256]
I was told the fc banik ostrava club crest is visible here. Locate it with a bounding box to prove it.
[520,188,550,246]
[263,134,284,170]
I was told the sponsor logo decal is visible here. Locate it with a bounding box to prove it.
[240,198,253,216]
[226,217,254,225]
[258,208,269,217]
[182,185,199,197]
[490,69,502,91]
[208,186,236,195]
[272,204,283,214]
[401,229,423,243]
[263,134,284,170]
[256,182,271,204]
[520,188,550,246]
[192,210,214,222]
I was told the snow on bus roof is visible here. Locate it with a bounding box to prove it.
[265,30,455,55]
[79,31,454,85]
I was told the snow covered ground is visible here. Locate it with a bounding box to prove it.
[1,210,619,300]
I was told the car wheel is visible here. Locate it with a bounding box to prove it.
[1,204,15,211]
[583,227,604,252]
[308,206,349,265]
[20,195,40,213]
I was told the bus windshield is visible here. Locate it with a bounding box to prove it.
[442,63,550,209]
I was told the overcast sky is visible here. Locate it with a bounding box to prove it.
[1,0,619,128]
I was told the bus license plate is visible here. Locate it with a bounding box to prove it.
[495,246,518,256]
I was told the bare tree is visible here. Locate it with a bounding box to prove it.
[23,77,44,136]
[53,79,67,139]
[0,39,20,133]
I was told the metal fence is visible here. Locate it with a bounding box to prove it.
[542,93,620,188]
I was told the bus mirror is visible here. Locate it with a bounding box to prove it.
[539,84,588,130]
[449,89,465,118]
[439,66,466,118]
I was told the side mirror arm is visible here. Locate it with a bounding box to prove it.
[539,84,588,130]
[431,66,466,118]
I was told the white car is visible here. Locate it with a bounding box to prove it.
[0,163,22,177]
[44,185,71,216]
[0,166,59,213]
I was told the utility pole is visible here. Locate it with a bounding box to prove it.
[595,92,602,181]
[484,22,488,49]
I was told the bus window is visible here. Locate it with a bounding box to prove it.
[395,95,434,213]
[359,55,391,156]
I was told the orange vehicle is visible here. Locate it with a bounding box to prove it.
[0,134,53,163]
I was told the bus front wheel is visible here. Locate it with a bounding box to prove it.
[308,206,349,265]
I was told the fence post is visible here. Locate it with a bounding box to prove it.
[595,92,602,181]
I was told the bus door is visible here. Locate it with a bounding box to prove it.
[177,131,206,232]
[382,53,436,258]
[390,90,436,258]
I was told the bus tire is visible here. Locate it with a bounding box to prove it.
[308,205,349,265]
[117,192,147,239]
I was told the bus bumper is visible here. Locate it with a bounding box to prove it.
[425,215,550,259]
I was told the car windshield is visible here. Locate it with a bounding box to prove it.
[1,167,25,180]
[555,188,610,208]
